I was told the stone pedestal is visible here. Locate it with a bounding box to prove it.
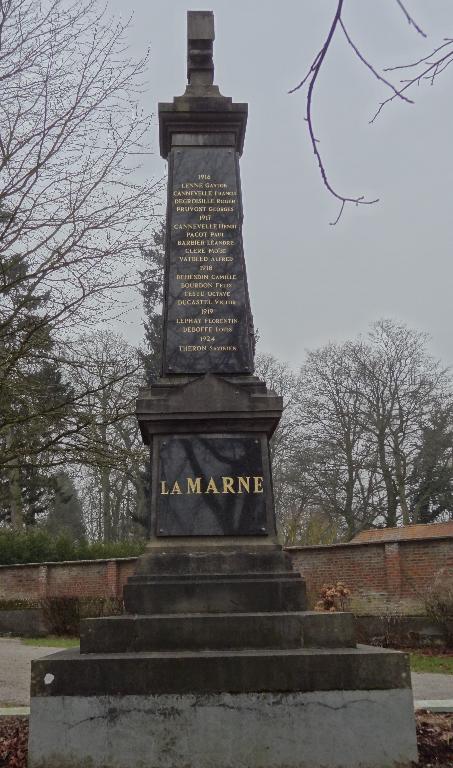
[29,545,417,768]
[137,374,282,541]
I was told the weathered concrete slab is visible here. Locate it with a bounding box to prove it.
[28,689,418,768]
[31,645,411,697]
[0,609,47,637]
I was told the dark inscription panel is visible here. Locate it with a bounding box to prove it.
[156,435,267,536]
[163,147,254,374]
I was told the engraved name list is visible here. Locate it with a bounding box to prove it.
[163,146,254,374]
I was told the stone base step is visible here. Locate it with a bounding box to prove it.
[123,576,306,614]
[80,610,356,653]
[128,570,300,582]
[134,547,293,577]
[31,645,411,697]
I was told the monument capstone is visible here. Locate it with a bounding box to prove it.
[28,12,418,768]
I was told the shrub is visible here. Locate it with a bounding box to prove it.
[0,599,40,611]
[40,597,81,635]
[314,581,351,612]
[40,596,124,635]
[424,568,453,645]
[0,529,146,565]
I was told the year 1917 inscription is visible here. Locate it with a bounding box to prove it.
[162,147,254,374]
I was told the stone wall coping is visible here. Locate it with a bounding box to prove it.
[285,541,382,552]
[0,556,139,569]
[284,534,453,552]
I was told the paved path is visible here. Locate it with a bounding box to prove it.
[0,638,64,706]
[411,671,453,701]
[1,637,453,708]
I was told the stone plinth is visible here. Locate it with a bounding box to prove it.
[29,690,416,768]
[29,546,418,768]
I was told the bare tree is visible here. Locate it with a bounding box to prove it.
[65,331,148,542]
[254,354,304,530]
[354,319,449,527]
[290,1,453,223]
[257,321,453,544]
[0,0,161,509]
[296,341,383,539]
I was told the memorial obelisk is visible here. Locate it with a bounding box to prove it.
[135,10,282,546]
[28,13,418,768]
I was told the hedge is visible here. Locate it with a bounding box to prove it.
[0,529,146,566]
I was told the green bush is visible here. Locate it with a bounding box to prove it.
[0,529,146,565]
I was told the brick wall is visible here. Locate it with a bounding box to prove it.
[0,558,137,601]
[288,537,453,615]
[1,536,452,616]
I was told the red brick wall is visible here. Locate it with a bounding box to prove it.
[287,537,453,615]
[0,558,137,601]
[1,538,452,616]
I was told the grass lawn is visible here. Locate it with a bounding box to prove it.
[410,651,453,674]
[21,636,79,648]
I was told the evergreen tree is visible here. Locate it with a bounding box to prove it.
[46,472,86,542]
[409,402,453,524]
[139,222,165,385]
[0,254,73,528]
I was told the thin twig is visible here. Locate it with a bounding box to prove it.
[395,0,427,38]
[289,0,378,224]
[371,47,453,122]
[384,39,453,72]
[340,19,413,106]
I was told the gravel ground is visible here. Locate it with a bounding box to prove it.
[0,638,63,706]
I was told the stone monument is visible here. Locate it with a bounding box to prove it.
[28,12,418,768]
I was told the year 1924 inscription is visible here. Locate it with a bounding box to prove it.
[162,147,254,374]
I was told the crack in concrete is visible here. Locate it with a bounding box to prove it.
[63,693,384,723]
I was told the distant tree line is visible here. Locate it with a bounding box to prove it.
[1,1,452,551]
[259,319,453,544]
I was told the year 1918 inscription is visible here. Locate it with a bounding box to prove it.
[162,147,254,374]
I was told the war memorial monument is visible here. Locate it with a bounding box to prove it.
[28,12,418,768]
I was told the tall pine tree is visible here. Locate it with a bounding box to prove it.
[139,222,165,384]
[0,254,73,527]
[46,471,86,542]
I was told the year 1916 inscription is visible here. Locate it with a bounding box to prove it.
[162,147,254,374]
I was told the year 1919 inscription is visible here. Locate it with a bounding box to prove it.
[162,147,254,374]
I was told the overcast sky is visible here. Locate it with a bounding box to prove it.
[108,0,453,371]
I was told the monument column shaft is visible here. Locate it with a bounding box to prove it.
[162,143,254,375]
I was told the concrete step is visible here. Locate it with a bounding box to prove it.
[80,611,356,653]
[127,571,300,582]
[123,576,307,614]
[31,645,411,698]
